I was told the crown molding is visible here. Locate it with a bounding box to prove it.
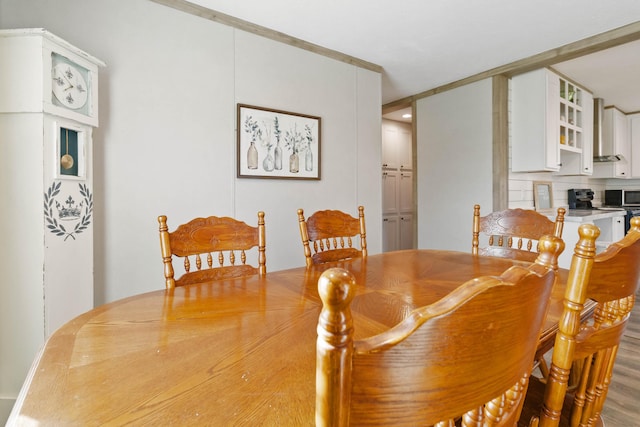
[383,20,640,109]
[150,0,383,74]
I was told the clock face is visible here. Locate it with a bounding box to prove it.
[52,62,88,110]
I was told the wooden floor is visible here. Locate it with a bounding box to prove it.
[600,292,640,427]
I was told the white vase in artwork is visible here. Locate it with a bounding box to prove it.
[263,148,275,172]
[247,141,258,170]
[305,148,313,172]
[274,143,282,170]
[289,152,299,173]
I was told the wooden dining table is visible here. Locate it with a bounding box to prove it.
[8,249,591,426]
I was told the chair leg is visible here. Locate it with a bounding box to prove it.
[538,358,550,382]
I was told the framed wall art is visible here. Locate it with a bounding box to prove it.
[533,181,554,211]
[237,104,321,180]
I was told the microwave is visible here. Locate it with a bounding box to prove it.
[604,189,640,206]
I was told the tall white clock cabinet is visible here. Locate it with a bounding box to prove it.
[0,29,104,418]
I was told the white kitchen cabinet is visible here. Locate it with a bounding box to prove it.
[382,126,397,169]
[382,216,399,252]
[593,107,630,178]
[381,168,414,250]
[629,113,640,178]
[382,169,398,215]
[594,215,625,251]
[382,214,414,251]
[382,122,412,170]
[511,68,560,172]
[511,68,593,175]
[399,214,414,249]
[559,211,626,269]
[557,90,593,175]
[382,119,414,251]
[399,170,413,212]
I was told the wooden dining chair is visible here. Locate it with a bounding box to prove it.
[521,217,640,427]
[472,205,566,379]
[297,206,367,267]
[316,234,564,427]
[472,204,566,262]
[158,212,266,289]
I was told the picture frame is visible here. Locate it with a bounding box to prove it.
[237,104,321,180]
[533,181,554,211]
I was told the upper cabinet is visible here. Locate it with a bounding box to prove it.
[630,113,640,179]
[592,107,631,179]
[511,68,593,175]
[558,79,593,176]
[382,123,412,170]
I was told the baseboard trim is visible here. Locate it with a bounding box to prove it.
[0,398,17,426]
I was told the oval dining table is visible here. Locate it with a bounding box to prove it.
[8,249,591,426]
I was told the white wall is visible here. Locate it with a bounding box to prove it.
[0,0,382,420]
[509,172,600,209]
[0,0,382,298]
[416,79,493,251]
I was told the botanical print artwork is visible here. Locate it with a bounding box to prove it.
[44,181,93,241]
[237,104,321,180]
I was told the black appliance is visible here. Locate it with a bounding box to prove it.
[604,189,640,207]
[568,189,595,209]
[622,208,640,233]
[568,188,640,233]
[603,189,640,233]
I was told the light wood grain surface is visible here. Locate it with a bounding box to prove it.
[10,250,584,426]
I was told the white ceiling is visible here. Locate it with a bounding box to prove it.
[382,108,412,123]
[186,0,640,115]
[553,38,640,114]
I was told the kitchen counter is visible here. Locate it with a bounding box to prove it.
[565,208,626,222]
[544,208,626,269]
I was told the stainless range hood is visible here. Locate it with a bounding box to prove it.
[593,98,622,162]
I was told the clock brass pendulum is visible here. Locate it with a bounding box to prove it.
[60,129,74,170]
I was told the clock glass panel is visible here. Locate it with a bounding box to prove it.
[51,53,90,116]
[59,127,79,177]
